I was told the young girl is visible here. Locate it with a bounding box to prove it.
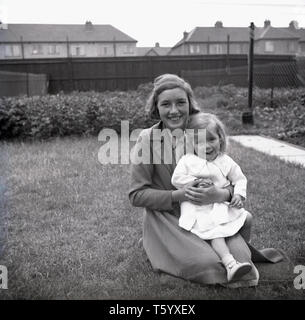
[171,112,253,282]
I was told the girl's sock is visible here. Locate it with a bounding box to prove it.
[221,253,236,267]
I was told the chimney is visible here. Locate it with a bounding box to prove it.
[264,20,271,28]
[183,31,188,40]
[289,20,299,30]
[215,21,223,28]
[85,21,93,30]
[155,42,160,47]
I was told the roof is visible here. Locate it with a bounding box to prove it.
[172,25,301,49]
[0,23,137,43]
[136,46,171,56]
[294,28,305,42]
[255,26,299,40]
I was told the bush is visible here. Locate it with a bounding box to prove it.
[0,90,156,140]
[1,84,305,145]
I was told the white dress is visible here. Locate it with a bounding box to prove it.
[171,153,249,240]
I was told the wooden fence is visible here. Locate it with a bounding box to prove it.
[0,54,298,94]
[0,70,48,97]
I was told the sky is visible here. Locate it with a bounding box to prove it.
[0,0,305,47]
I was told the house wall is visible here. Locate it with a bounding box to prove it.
[0,43,23,59]
[298,42,305,55]
[254,39,299,55]
[169,44,189,55]
[0,42,136,59]
[170,42,249,55]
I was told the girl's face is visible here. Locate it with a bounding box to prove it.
[194,125,221,161]
[157,88,189,131]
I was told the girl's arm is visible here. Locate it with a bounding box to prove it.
[226,157,247,199]
[171,155,198,189]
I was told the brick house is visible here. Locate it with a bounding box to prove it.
[0,22,137,59]
[169,20,305,56]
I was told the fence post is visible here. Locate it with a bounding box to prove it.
[270,63,274,108]
[66,37,74,92]
[20,36,25,60]
[242,22,255,125]
[226,34,230,75]
[26,72,29,96]
[113,37,117,57]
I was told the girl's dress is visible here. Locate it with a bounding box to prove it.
[171,153,249,240]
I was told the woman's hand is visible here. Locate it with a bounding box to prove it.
[185,184,231,205]
[172,180,198,203]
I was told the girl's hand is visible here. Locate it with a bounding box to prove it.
[197,178,214,188]
[230,194,244,208]
[185,184,226,205]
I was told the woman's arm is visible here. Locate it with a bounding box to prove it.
[129,161,174,210]
[129,129,176,211]
[185,184,232,205]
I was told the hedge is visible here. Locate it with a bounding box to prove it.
[0,84,155,140]
[1,83,305,144]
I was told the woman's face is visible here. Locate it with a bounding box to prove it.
[157,88,190,131]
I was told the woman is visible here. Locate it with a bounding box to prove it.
[129,74,283,287]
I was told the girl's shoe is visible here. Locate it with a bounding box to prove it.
[226,260,252,282]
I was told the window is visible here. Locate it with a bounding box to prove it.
[288,41,296,53]
[210,44,223,54]
[5,45,21,57]
[265,41,274,52]
[71,45,85,56]
[190,44,200,54]
[99,45,111,56]
[32,44,43,55]
[48,44,60,55]
[123,45,134,54]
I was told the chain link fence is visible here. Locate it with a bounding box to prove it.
[182,57,305,108]
[183,58,305,88]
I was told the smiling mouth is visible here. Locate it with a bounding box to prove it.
[168,116,182,121]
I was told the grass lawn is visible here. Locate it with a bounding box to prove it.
[0,135,305,299]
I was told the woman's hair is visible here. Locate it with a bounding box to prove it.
[188,112,227,153]
[146,73,200,119]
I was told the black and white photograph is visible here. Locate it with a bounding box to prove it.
[0,0,305,307]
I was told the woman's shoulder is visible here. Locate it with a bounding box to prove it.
[137,122,162,138]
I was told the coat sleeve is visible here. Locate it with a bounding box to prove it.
[226,156,247,199]
[128,129,174,211]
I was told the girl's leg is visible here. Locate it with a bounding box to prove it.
[210,237,230,259]
[211,237,252,282]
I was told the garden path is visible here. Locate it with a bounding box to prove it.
[230,135,305,168]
